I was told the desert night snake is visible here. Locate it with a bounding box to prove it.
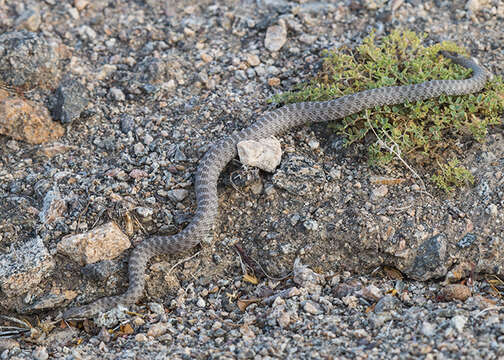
[62,51,488,319]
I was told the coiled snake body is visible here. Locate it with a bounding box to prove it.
[63,51,488,318]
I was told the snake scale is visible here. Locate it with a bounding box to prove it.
[63,51,488,318]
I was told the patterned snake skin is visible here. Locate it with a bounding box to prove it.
[62,51,488,318]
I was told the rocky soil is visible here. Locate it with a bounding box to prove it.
[0,0,504,359]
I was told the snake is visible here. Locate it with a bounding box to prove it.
[62,51,488,319]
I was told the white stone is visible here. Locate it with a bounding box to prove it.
[451,315,467,333]
[264,22,287,52]
[237,137,282,172]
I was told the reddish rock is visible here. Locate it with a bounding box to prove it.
[0,89,64,144]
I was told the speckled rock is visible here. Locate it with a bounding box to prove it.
[0,237,54,299]
[57,222,131,265]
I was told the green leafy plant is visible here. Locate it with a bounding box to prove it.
[271,29,504,192]
[431,158,475,193]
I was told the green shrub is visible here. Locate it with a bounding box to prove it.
[271,29,504,192]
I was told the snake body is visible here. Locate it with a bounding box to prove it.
[63,51,488,318]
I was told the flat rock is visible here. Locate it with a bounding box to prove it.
[57,222,131,265]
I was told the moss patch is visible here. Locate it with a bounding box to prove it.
[271,29,504,192]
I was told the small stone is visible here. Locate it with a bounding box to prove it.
[15,7,41,32]
[136,207,153,218]
[143,133,154,146]
[486,204,498,217]
[439,284,471,301]
[264,23,287,52]
[167,189,189,202]
[235,70,247,81]
[79,25,96,40]
[277,311,291,328]
[421,321,436,337]
[52,78,89,124]
[197,297,206,307]
[133,142,145,155]
[342,295,358,308]
[247,54,260,66]
[303,219,318,231]
[133,317,146,326]
[466,0,482,13]
[268,77,281,86]
[67,7,79,20]
[363,0,387,10]
[32,346,49,360]
[184,27,195,37]
[303,300,321,315]
[148,302,165,315]
[299,34,317,44]
[74,0,89,11]
[109,87,125,101]
[135,333,148,342]
[200,53,213,63]
[147,322,169,337]
[307,138,319,149]
[371,185,388,200]
[120,115,135,133]
[238,137,282,172]
[451,315,467,333]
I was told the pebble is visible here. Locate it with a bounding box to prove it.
[451,315,467,333]
[52,78,89,124]
[167,189,189,202]
[439,284,472,301]
[421,321,436,337]
[371,185,388,200]
[148,302,165,315]
[264,23,287,52]
[147,322,169,338]
[246,54,260,66]
[109,87,126,101]
[303,300,322,315]
[267,77,281,86]
[135,333,148,342]
[32,346,49,360]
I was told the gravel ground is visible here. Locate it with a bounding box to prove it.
[1,0,504,359]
